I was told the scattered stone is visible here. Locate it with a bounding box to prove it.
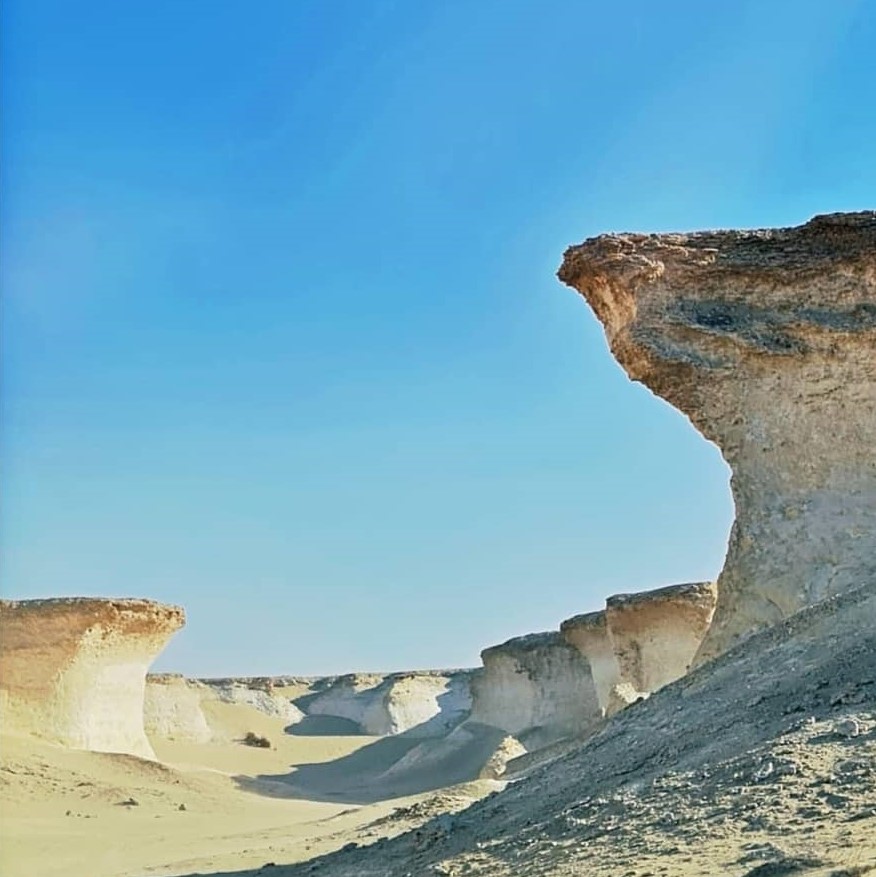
[833,718,861,738]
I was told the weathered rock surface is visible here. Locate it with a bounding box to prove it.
[558,610,620,714]
[0,598,184,758]
[559,212,876,661]
[202,678,306,725]
[144,674,213,742]
[561,583,716,715]
[296,671,473,737]
[468,632,601,747]
[604,581,717,707]
[281,578,876,877]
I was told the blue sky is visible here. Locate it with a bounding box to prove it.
[3,0,874,676]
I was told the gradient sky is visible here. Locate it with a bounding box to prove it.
[3,0,874,676]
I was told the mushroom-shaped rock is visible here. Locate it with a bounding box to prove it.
[559,212,876,662]
[468,631,601,747]
[0,598,184,758]
[558,610,620,716]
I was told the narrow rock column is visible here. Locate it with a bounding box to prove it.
[0,598,185,757]
[559,610,619,715]
[559,212,876,662]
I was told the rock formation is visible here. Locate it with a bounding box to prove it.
[203,677,306,725]
[561,582,716,714]
[297,671,473,737]
[0,598,184,758]
[558,212,876,661]
[144,674,213,742]
[468,632,601,747]
[300,578,876,877]
[558,610,620,714]
[603,581,717,708]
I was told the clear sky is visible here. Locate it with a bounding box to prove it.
[2,0,874,676]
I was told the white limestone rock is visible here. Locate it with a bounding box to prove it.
[0,597,184,758]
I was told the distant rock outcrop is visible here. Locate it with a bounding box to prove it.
[204,678,306,725]
[468,632,601,748]
[561,582,716,715]
[0,598,184,758]
[559,212,876,661]
[297,671,473,737]
[603,581,717,709]
[144,674,213,743]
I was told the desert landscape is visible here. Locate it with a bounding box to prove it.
[1,212,874,876]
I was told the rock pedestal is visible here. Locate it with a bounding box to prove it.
[0,598,184,757]
[559,212,876,661]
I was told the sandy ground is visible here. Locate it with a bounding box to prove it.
[0,699,496,877]
[5,586,876,877]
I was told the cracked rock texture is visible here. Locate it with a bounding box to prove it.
[0,598,184,758]
[558,212,876,661]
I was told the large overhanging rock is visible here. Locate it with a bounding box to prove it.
[0,598,184,758]
[558,212,876,662]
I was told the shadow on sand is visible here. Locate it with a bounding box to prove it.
[233,718,510,805]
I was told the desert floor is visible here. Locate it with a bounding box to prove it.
[0,699,497,877]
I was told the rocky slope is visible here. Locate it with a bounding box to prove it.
[558,211,876,662]
[276,579,876,877]
[0,598,184,758]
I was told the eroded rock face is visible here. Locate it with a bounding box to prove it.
[202,678,306,725]
[559,212,876,661]
[561,583,716,714]
[469,632,601,747]
[144,674,213,743]
[297,671,473,737]
[0,598,184,757]
[604,581,717,707]
[558,610,620,715]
